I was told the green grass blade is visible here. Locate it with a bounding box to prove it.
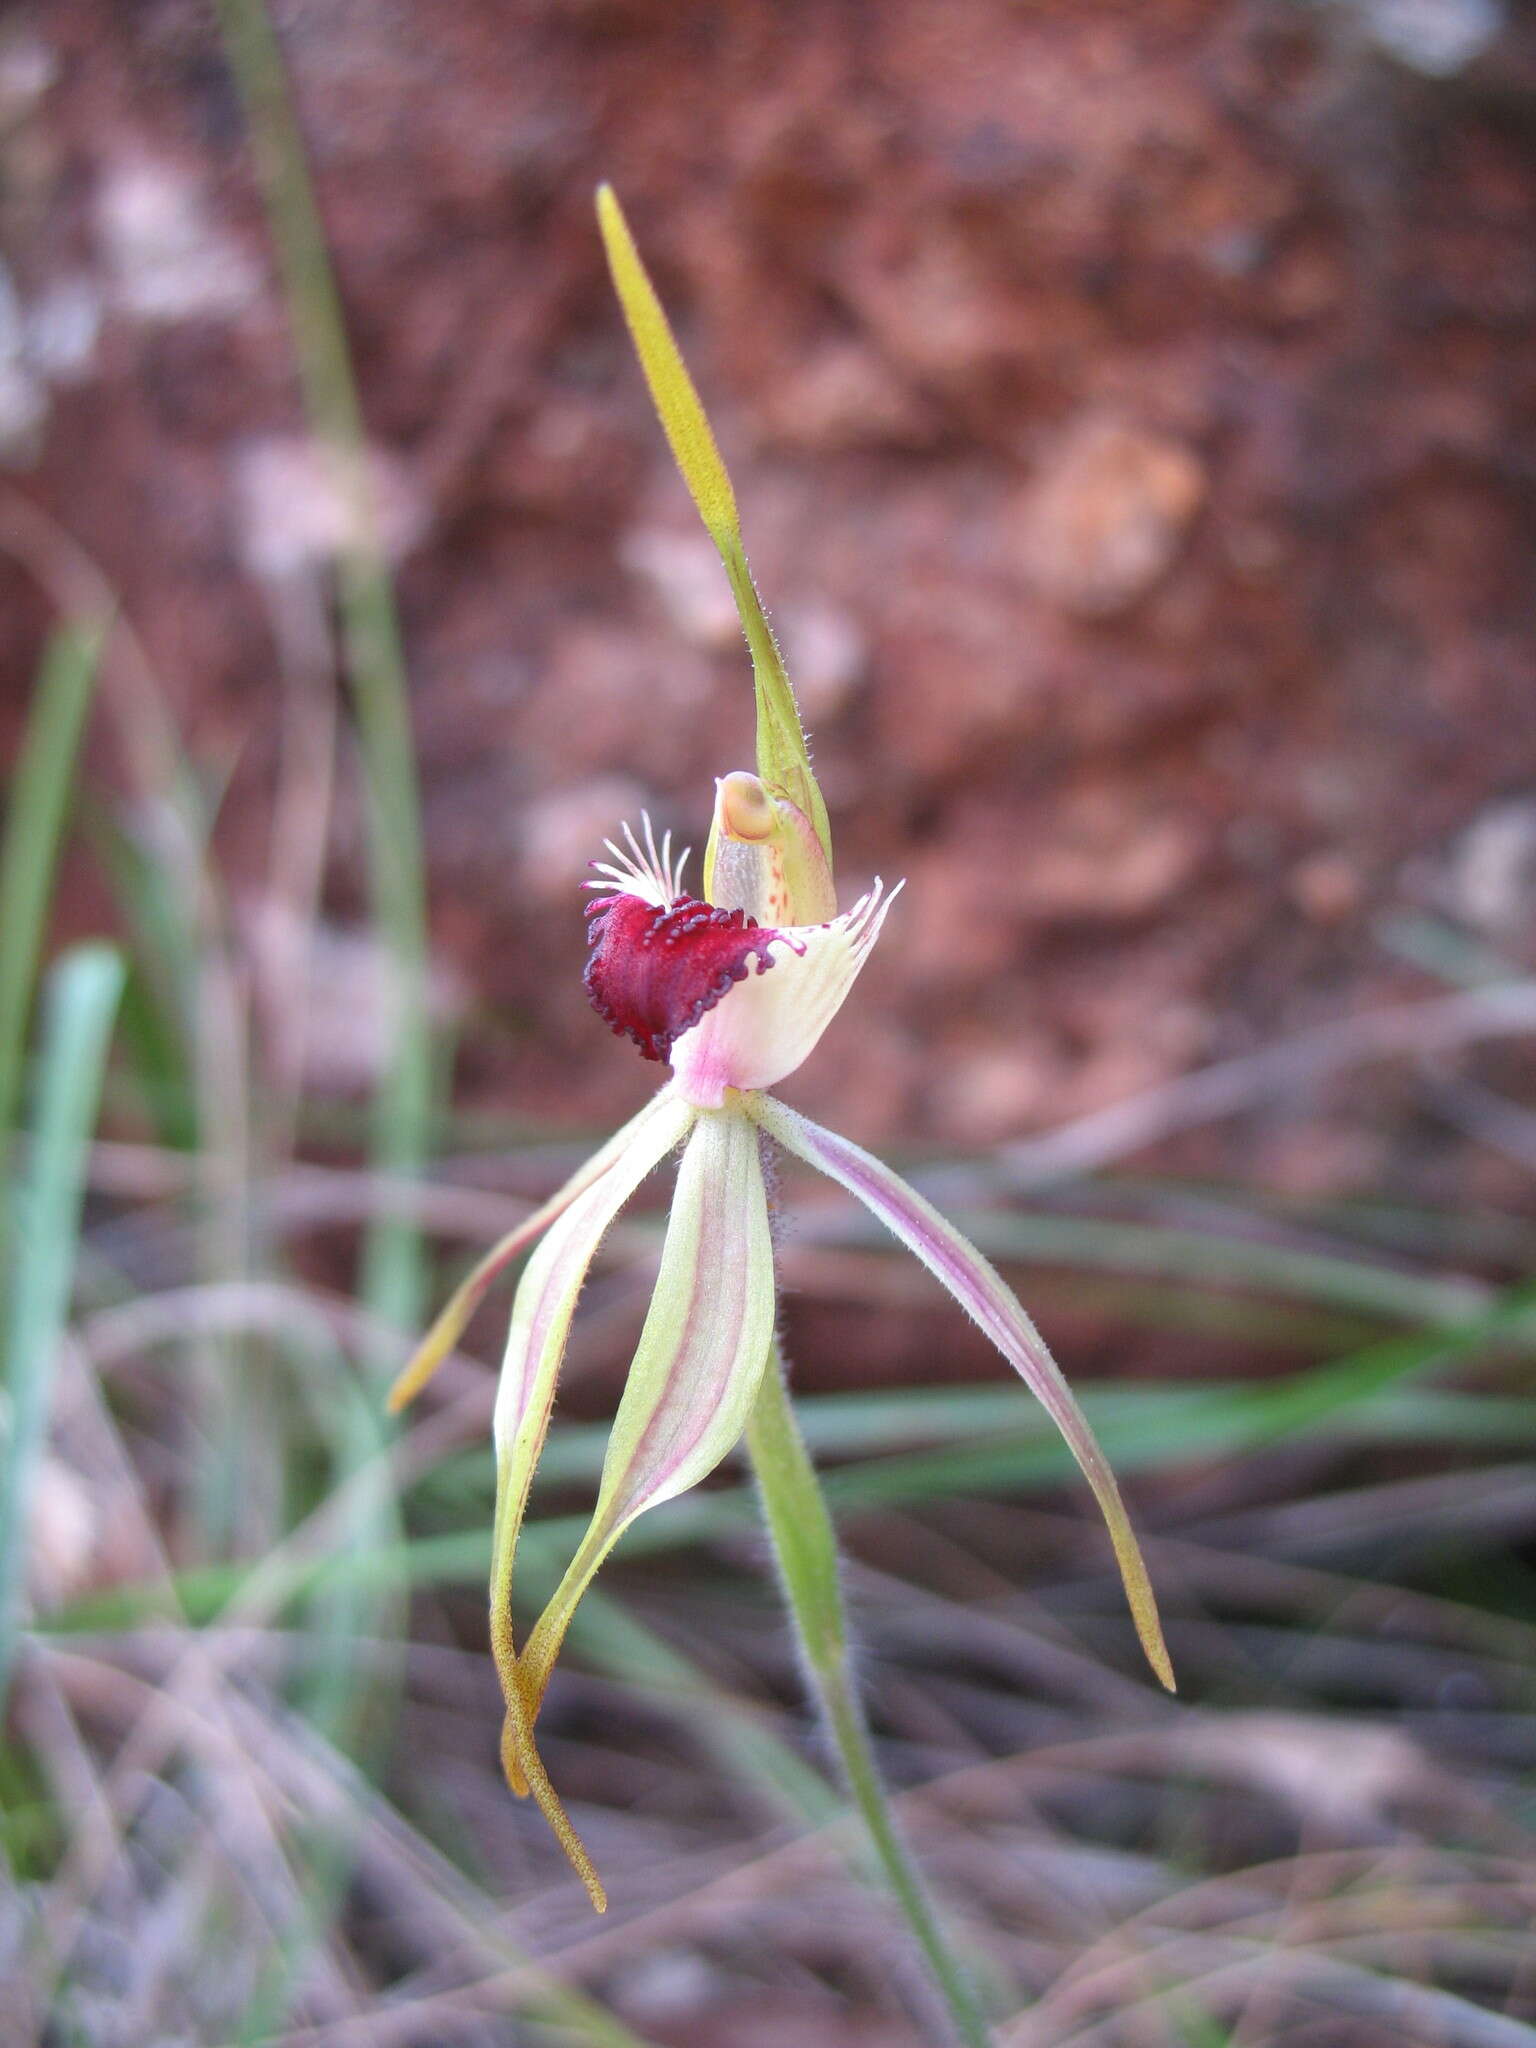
[0,622,107,1154]
[214,0,433,1336]
[564,1583,844,1827]
[43,1288,1536,1642]
[820,1200,1492,1325]
[80,798,203,1149]
[0,943,124,1706]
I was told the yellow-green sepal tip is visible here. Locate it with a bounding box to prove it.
[595,183,833,874]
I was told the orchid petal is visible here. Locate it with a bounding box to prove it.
[385,1084,684,1414]
[668,880,903,1109]
[748,1092,1175,1692]
[488,1089,695,1906]
[595,184,832,868]
[519,1107,775,1717]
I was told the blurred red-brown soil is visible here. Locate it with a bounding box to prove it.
[4,0,1535,1190]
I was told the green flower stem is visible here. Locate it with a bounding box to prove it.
[746,1352,993,2048]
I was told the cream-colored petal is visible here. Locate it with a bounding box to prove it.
[385,1083,684,1413]
[519,1106,775,1717]
[487,1089,695,1906]
[668,880,902,1109]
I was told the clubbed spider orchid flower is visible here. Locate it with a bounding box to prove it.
[388,188,1172,1914]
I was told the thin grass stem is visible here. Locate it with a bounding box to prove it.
[213,0,434,1337]
[0,623,107,1169]
[0,944,124,1707]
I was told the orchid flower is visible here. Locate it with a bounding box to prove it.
[388,188,1173,1913]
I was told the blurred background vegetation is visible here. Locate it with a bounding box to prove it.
[3,1,1536,2043]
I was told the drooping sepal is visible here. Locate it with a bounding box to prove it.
[486,1088,696,1906]
[519,1107,776,1720]
[747,1092,1175,1693]
[385,1084,687,1413]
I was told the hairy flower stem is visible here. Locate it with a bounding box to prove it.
[746,1354,993,2048]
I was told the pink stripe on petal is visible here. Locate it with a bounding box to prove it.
[387,1084,687,1413]
[749,1092,1174,1692]
[487,1089,695,1887]
[520,1106,775,1710]
[492,1092,696,1473]
[488,1091,695,1744]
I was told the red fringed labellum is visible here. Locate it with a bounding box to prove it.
[584,892,779,1064]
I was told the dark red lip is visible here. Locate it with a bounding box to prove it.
[584,892,779,1064]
